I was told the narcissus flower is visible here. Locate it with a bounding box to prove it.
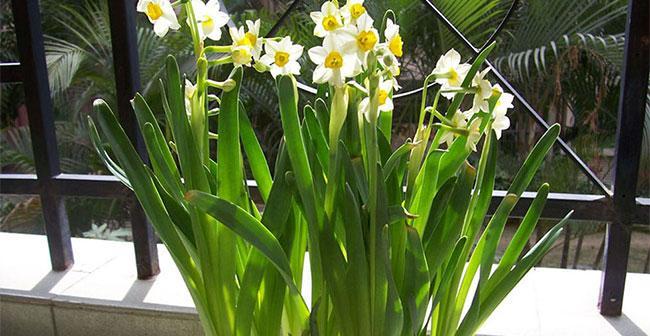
[490,84,513,139]
[229,26,254,66]
[260,37,304,78]
[137,0,180,37]
[432,49,470,99]
[244,19,263,60]
[310,1,344,38]
[309,36,361,87]
[350,15,378,67]
[358,78,395,119]
[192,0,229,41]
[467,68,492,115]
[384,19,403,58]
[341,0,368,25]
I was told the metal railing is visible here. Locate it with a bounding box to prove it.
[0,0,647,318]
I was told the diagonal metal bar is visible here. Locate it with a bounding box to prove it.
[420,0,613,198]
[265,0,302,38]
[394,0,520,98]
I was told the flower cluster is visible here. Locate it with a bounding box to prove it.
[136,0,512,149]
[308,1,403,86]
[136,0,304,77]
[308,0,403,124]
[430,49,513,150]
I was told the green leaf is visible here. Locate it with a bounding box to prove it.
[383,139,416,181]
[486,183,550,294]
[239,103,272,202]
[218,66,245,205]
[303,105,330,171]
[185,191,301,295]
[402,226,430,335]
[162,56,208,191]
[92,99,200,284]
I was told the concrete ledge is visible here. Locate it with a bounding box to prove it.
[1,232,648,336]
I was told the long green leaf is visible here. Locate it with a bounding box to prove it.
[185,191,301,295]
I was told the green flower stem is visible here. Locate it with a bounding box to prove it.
[365,68,381,335]
[184,2,203,59]
[432,123,470,136]
[206,79,236,91]
[203,45,232,54]
[208,56,233,67]
[193,57,209,161]
[429,107,453,126]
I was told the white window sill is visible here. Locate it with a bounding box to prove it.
[1,232,648,336]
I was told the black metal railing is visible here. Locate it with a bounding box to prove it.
[0,0,647,317]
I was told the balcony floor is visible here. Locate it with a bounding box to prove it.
[1,232,648,336]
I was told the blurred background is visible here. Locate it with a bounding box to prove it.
[1,0,648,272]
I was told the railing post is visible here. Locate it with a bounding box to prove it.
[107,0,160,279]
[11,0,73,271]
[599,0,649,316]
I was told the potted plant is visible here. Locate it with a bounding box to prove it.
[89,0,571,334]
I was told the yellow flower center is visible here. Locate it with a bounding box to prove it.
[324,51,343,69]
[389,35,403,57]
[322,15,340,31]
[448,69,460,86]
[202,16,214,32]
[245,32,257,46]
[146,2,163,20]
[350,4,366,19]
[379,89,388,105]
[274,51,290,67]
[356,31,377,52]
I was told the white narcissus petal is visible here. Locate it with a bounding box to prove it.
[313,66,331,84]
[309,46,329,64]
[153,20,170,37]
[260,54,274,66]
[192,0,206,16]
[382,98,394,112]
[287,61,301,75]
[270,66,282,78]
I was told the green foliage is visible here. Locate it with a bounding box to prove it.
[90,43,569,335]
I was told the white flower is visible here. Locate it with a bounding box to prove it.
[468,68,492,115]
[432,49,471,99]
[137,0,180,37]
[260,37,304,78]
[467,117,483,151]
[349,14,379,67]
[310,1,344,38]
[384,19,403,58]
[184,79,197,116]
[309,35,361,87]
[244,19,263,60]
[340,0,368,25]
[490,84,513,139]
[192,0,229,41]
[358,78,395,119]
[439,112,468,147]
[229,26,254,66]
